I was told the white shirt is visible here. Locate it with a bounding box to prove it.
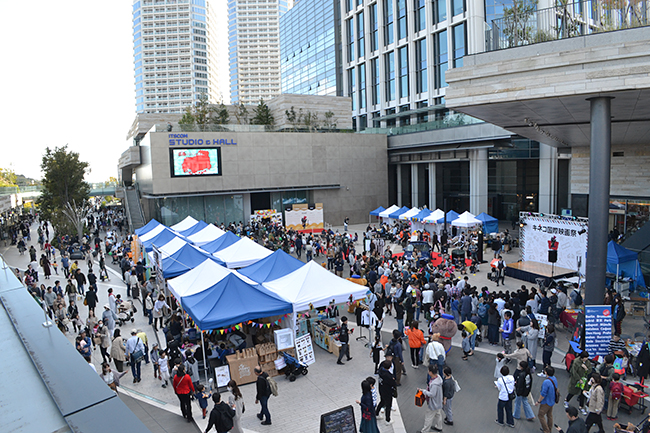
[426,341,446,361]
[158,356,169,373]
[494,298,506,312]
[422,289,434,304]
[495,375,515,401]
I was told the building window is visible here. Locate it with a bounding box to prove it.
[359,114,367,131]
[346,19,354,63]
[433,0,447,24]
[398,46,408,98]
[452,0,465,16]
[346,0,353,13]
[371,57,380,105]
[415,38,427,93]
[397,0,407,40]
[452,23,466,68]
[384,51,395,102]
[414,0,426,32]
[370,3,379,52]
[348,68,357,111]
[383,0,394,45]
[434,30,448,89]
[357,11,365,58]
[386,107,396,127]
[372,111,381,128]
[359,63,366,109]
[399,104,410,126]
[417,100,428,123]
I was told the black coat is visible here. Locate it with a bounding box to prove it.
[377,366,396,396]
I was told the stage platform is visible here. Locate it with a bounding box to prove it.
[505,261,576,285]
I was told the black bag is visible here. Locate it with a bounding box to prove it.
[214,404,234,432]
[392,387,398,398]
[502,378,515,401]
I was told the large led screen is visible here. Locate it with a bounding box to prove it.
[170,147,222,177]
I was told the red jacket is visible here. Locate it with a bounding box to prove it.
[173,373,195,395]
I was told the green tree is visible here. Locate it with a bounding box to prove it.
[193,93,212,129]
[251,99,275,127]
[234,102,249,125]
[303,111,319,132]
[501,0,538,47]
[39,145,90,221]
[178,106,196,131]
[323,111,337,131]
[0,168,17,187]
[285,106,303,131]
[213,101,230,125]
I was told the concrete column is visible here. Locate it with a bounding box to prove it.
[396,164,402,206]
[242,193,252,224]
[411,163,419,207]
[428,162,437,209]
[585,97,612,305]
[469,149,488,214]
[538,143,558,214]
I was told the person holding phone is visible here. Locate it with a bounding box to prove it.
[554,406,587,433]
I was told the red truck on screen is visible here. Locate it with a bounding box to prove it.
[181,150,212,174]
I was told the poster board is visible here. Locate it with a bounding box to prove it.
[585,305,612,357]
[215,365,231,388]
[295,334,316,366]
[285,203,324,233]
[320,405,356,433]
[534,313,548,340]
[152,245,164,288]
[519,213,587,271]
[251,209,283,225]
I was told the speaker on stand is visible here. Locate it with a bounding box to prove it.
[548,250,557,277]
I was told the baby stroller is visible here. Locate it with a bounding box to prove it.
[279,351,308,382]
[116,300,137,326]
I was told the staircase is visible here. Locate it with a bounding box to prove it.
[124,187,145,232]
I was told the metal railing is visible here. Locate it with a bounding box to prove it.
[360,112,483,136]
[156,123,354,133]
[486,0,650,51]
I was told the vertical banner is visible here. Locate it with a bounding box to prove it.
[584,305,612,357]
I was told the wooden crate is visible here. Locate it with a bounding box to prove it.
[225,353,259,386]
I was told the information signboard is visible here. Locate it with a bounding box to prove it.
[585,305,612,357]
[320,405,356,433]
[295,334,316,366]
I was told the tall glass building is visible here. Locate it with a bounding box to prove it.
[132,0,225,114]
[280,0,341,96]
[228,0,293,104]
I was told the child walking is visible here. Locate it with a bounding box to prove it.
[607,373,624,420]
[494,353,506,379]
[195,384,212,419]
[442,367,456,426]
[150,343,160,379]
[158,349,170,387]
[371,335,384,374]
[461,331,471,360]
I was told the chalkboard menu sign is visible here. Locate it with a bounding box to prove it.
[320,405,356,433]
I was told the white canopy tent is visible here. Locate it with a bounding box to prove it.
[423,209,445,224]
[147,236,189,262]
[187,224,226,246]
[138,224,166,242]
[399,207,421,220]
[170,216,199,232]
[378,205,400,219]
[451,211,482,228]
[213,236,272,268]
[166,259,256,300]
[263,261,368,312]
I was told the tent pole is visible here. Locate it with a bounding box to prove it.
[201,331,209,385]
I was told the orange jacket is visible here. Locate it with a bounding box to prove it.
[405,328,426,349]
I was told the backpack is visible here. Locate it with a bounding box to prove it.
[574,290,583,307]
[478,303,489,319]
[213,403,234,432]
[267,375,279,397]
[610,382,624,401]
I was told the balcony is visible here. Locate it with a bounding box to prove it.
[486,0,650,51]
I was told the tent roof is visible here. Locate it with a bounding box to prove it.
[263,261,368,312]
[476,212,498,223]
[161,244,224,279]
[135,219,162,237]
[213,237,272,268]
[238,250,305,283]
[378,205,400,218]
[399,207,421,220]
[167,259,255,299]
[187,224,226,246]
[423,209,445,223]
[451,211,482,227]
[178,220,208,237]
[199,231,241,254]
[388,206,411,219]
[412,209,432,221]
[369,206,386,216]
[170,216,199,232]
[436,210,460,224]
[607,240,638,264]
[181,273,293,330]
[142,228,184,252]
[158,237,189,257]
[139,224,166,242]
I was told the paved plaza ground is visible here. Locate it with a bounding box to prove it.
[2,220,649,433]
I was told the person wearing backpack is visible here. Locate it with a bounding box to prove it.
[564,351,591,416]
[254,365,272,425]
[536,366,559,433]
[513,360,535,421]
[205,392,235,433]
[607,373,624,420]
